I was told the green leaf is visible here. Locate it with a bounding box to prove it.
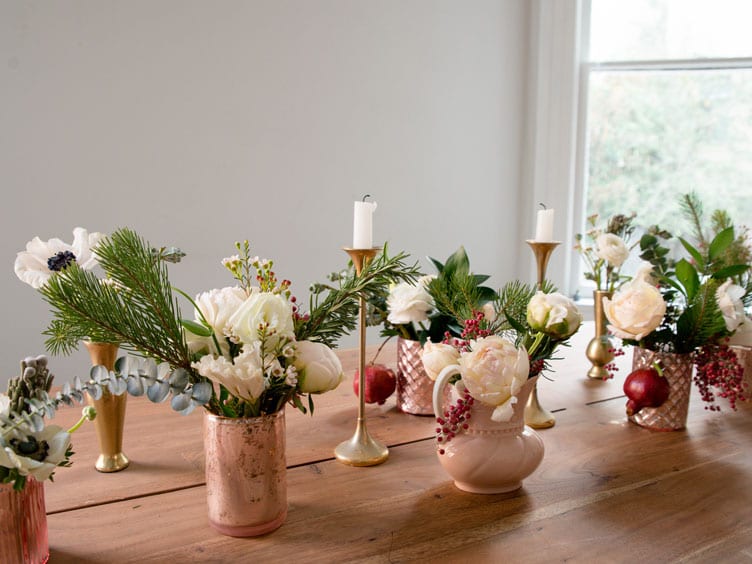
[473,274,490,285]
[181,319,213,337]
[708,227,734,261]
[443,247,470,277]
[711,264,750,280]
[678,237,705,271]
[428,257,445,274]
[674,259,699,301]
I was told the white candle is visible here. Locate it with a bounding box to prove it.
[353,199,377,248]
[534,208,555,242]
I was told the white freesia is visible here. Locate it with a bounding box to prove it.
[0,393,9,416]
[386,276,435,325]
[185,286,249,355]
[229,292,295,349]
[0,425,71,481]
[459,335,529,422]
[293,341,343,393]
[192,345,266,402]
[15,227,104,289]
[716,280,746,333]
[526,291,582,339]
[595,233,629,268]
[729,316,752,347]
[603,264,666,340]
[421,340,461,381]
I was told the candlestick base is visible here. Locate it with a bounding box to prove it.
[334,422,389,467]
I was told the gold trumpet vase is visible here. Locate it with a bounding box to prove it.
[84,341,130,472]
[586,290,615,379]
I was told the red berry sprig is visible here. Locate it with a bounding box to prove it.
[436,389,474,455]
[602,346,626,380]
[694,344,747,411]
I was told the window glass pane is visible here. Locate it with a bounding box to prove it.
[590,0,752,61]
[585,69,752,237]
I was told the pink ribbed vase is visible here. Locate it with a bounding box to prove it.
[396,337,434,415]
[204,410,287,537]
[0,477,49,564]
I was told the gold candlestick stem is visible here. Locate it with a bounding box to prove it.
[524,240,561,429]
[334,247,389,466]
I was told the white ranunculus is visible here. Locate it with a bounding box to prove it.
[294,341,343,393]
[595,233,629,268]
[729,316,752,347]
[185,286,249,355]
[421,340,461,381]
[192,346,266,402]
[526,291,582,339]
[603,264,666,341]
[459,335,529,422]
[716,279,746,333]
[0,425,71,482]
[386,276,435,325]
[229,292,295,349]
[0,393,10,416]
[15,227,104,289]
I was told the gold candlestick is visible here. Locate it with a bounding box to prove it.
[524,240,560,430]
[334,247,389,466]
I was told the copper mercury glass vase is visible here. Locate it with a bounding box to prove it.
[83,341,129,472]
[0,477,49,564]
[396,337,434,415]
[204,410,287,537]
[586,290,615,379]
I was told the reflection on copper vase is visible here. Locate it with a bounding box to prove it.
[586,290,614,379]
[433,372,544,494]
[83,341,129,472]
[0,477,49,564]
[396,337,433,415]
[204,411,287,537]
[629,347,693,431]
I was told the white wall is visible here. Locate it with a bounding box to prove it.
[0,0,532,387]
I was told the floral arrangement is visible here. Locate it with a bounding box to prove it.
[422,281,581,448]
[575,213,637,292]
[604,194,751,410]
[18,227,419,418]
[383,246,497,344]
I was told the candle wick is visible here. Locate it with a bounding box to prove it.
[362,194,372,202]
[538,202,547,210]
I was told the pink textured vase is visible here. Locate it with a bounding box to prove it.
[432,370,544,494]
[730,346,751,397]
[629,347,693,431]
[0,478,49,564]
[396,337,433,415]
[204,410,287,537]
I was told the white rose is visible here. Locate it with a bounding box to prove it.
[386,277,434,325]
[459,335,529,422]
[0,425,71,482]
[603,264,666,340]
[716,280,746,333]
[186,286,249,355]
[527,291,582,339]
[595,233,629,268]
[192,345,266,402]
[729,316,752,347]
[229,292,295,349]
[421,340,461,381]
[294,341,343,394]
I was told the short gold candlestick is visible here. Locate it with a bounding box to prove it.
[334,247,389,466]
[524,240,560,430]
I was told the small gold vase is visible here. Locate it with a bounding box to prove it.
[586,290,615,379]
[83,341,129,473]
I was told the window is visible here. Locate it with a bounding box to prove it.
[575,0,752,292]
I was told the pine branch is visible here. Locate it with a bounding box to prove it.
[679,192,707,250]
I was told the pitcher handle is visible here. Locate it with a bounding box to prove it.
[433,364,461,418]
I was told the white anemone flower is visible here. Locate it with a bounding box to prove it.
[0,424,72,482]
[15,227,104,289]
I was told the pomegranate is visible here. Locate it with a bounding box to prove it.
[623,364,670,416]
[353,364,396,405]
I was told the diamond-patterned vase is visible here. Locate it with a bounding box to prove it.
[629,348,693,431]
[730,345,751,398]
[396,338,433,415]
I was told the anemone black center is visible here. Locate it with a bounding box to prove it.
[47,250,77,272]
[10,436,50,462]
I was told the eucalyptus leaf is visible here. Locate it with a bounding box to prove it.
[147,380,171,403]
[170,391,192,412]
[29,413,44,433]
[178,402,196,416]
[86,384,103,401]
[126,376,145,397]
[90,365,109,383]
[191,381,213,404]
[168,368,190,391]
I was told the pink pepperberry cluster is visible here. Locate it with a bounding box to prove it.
[602,346,626,380]
[442,311,492,351]
[693,344,747,411]
[529,358,545,378]
[436,389,474,455]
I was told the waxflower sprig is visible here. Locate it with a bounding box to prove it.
[575,213,637,292]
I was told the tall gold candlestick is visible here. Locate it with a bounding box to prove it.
[334,247,389,466]
[524,240,560,430]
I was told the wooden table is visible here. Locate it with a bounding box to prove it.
[44,325,752,563]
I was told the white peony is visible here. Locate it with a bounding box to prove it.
[386,276,435,325]
[294,341,343,394]
[421,340,461,381]
[526,291,582,339]
[15,227,104,289]
[729,316,752,347]
[229,292,295,350]
[716,279,746,333]
[0,425,71,482]
[185,286,249,355]
[603,264,666,340]
[595,233,629,268]
[192,345,266,402]
[459,335,529,422]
